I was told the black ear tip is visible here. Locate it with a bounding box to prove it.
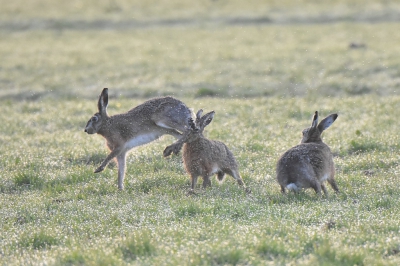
[312,111,318,120]
[102,88,108,93]
[333,113,338,119]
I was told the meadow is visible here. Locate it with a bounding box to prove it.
[1,0,400,265]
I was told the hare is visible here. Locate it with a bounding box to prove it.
[276,111,339,196]
[163,110,248,193]
[84,88,192,190]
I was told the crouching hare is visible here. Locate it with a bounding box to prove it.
[163,110,249,194]
[84,88,192,190]
[276,111,339,196]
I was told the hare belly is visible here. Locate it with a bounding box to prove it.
[185,157,220,175]
[124,132,164,150]
[209,164,221,175]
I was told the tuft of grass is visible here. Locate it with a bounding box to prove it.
[348,138,383,154]
[212,249,246,265]
[13,172,43,188]
[19,231,58,250]
[174,201,206,218]
[256,240,291,259]
[117,231,156,261]
[57,250,86,266]
[313,240,366,266]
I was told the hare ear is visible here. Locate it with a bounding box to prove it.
[200,111,215,129]
[318,113,338,133]
[196,109,203,121]
[311,111,319,128]
[98,88,109,114]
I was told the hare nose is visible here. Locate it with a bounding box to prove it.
[84,128,87,132]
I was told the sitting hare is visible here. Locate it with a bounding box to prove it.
[276,111,339,195]
[164,110,248,193]
[84,88,192,190]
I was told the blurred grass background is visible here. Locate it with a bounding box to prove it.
[1,0,400,100]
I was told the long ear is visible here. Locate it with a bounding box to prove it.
[311,111,319,128]
[196,109,203,122]
[98,88,109,114]
[199,111,215,130]
[318,113,338,133]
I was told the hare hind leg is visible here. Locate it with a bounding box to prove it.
[224,168,245,187]
[202,174,212,188]
[310,179,322,195]
[157,119,188,156]
[155,121,183,139]
[328,178,339,193]
[153,112,189,135]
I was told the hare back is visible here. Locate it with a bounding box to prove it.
[277,143,334,184]
[102,97,190,139]
[183,139,238,175]
[127,97,191,123]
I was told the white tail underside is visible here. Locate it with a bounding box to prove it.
[286,183,299,191]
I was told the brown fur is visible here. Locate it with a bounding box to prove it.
[85,88,192,190]
[276,111,339,195]
[164,110,247,193]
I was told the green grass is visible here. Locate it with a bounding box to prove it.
[1,1,400,265]
[2,22,400,100]
[0,97,399,265]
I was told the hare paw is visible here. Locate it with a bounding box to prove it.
[163,145,174,157]
[94,165,105,173]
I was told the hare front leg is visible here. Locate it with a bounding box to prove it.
[95,147,122,173]
[163,143,182,157]
[187,174,199,195]
[116,152,127,190]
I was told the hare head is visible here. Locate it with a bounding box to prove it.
[84,88,109,134]
[184,109,215,142]
[301,111,338,144]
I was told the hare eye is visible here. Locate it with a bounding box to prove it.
[91,116,98,122]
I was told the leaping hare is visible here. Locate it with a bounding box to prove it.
[276,111,339,195]
[84,88,192,190]
[163,110,248,193]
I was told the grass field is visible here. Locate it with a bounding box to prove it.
[1,1,400,265]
